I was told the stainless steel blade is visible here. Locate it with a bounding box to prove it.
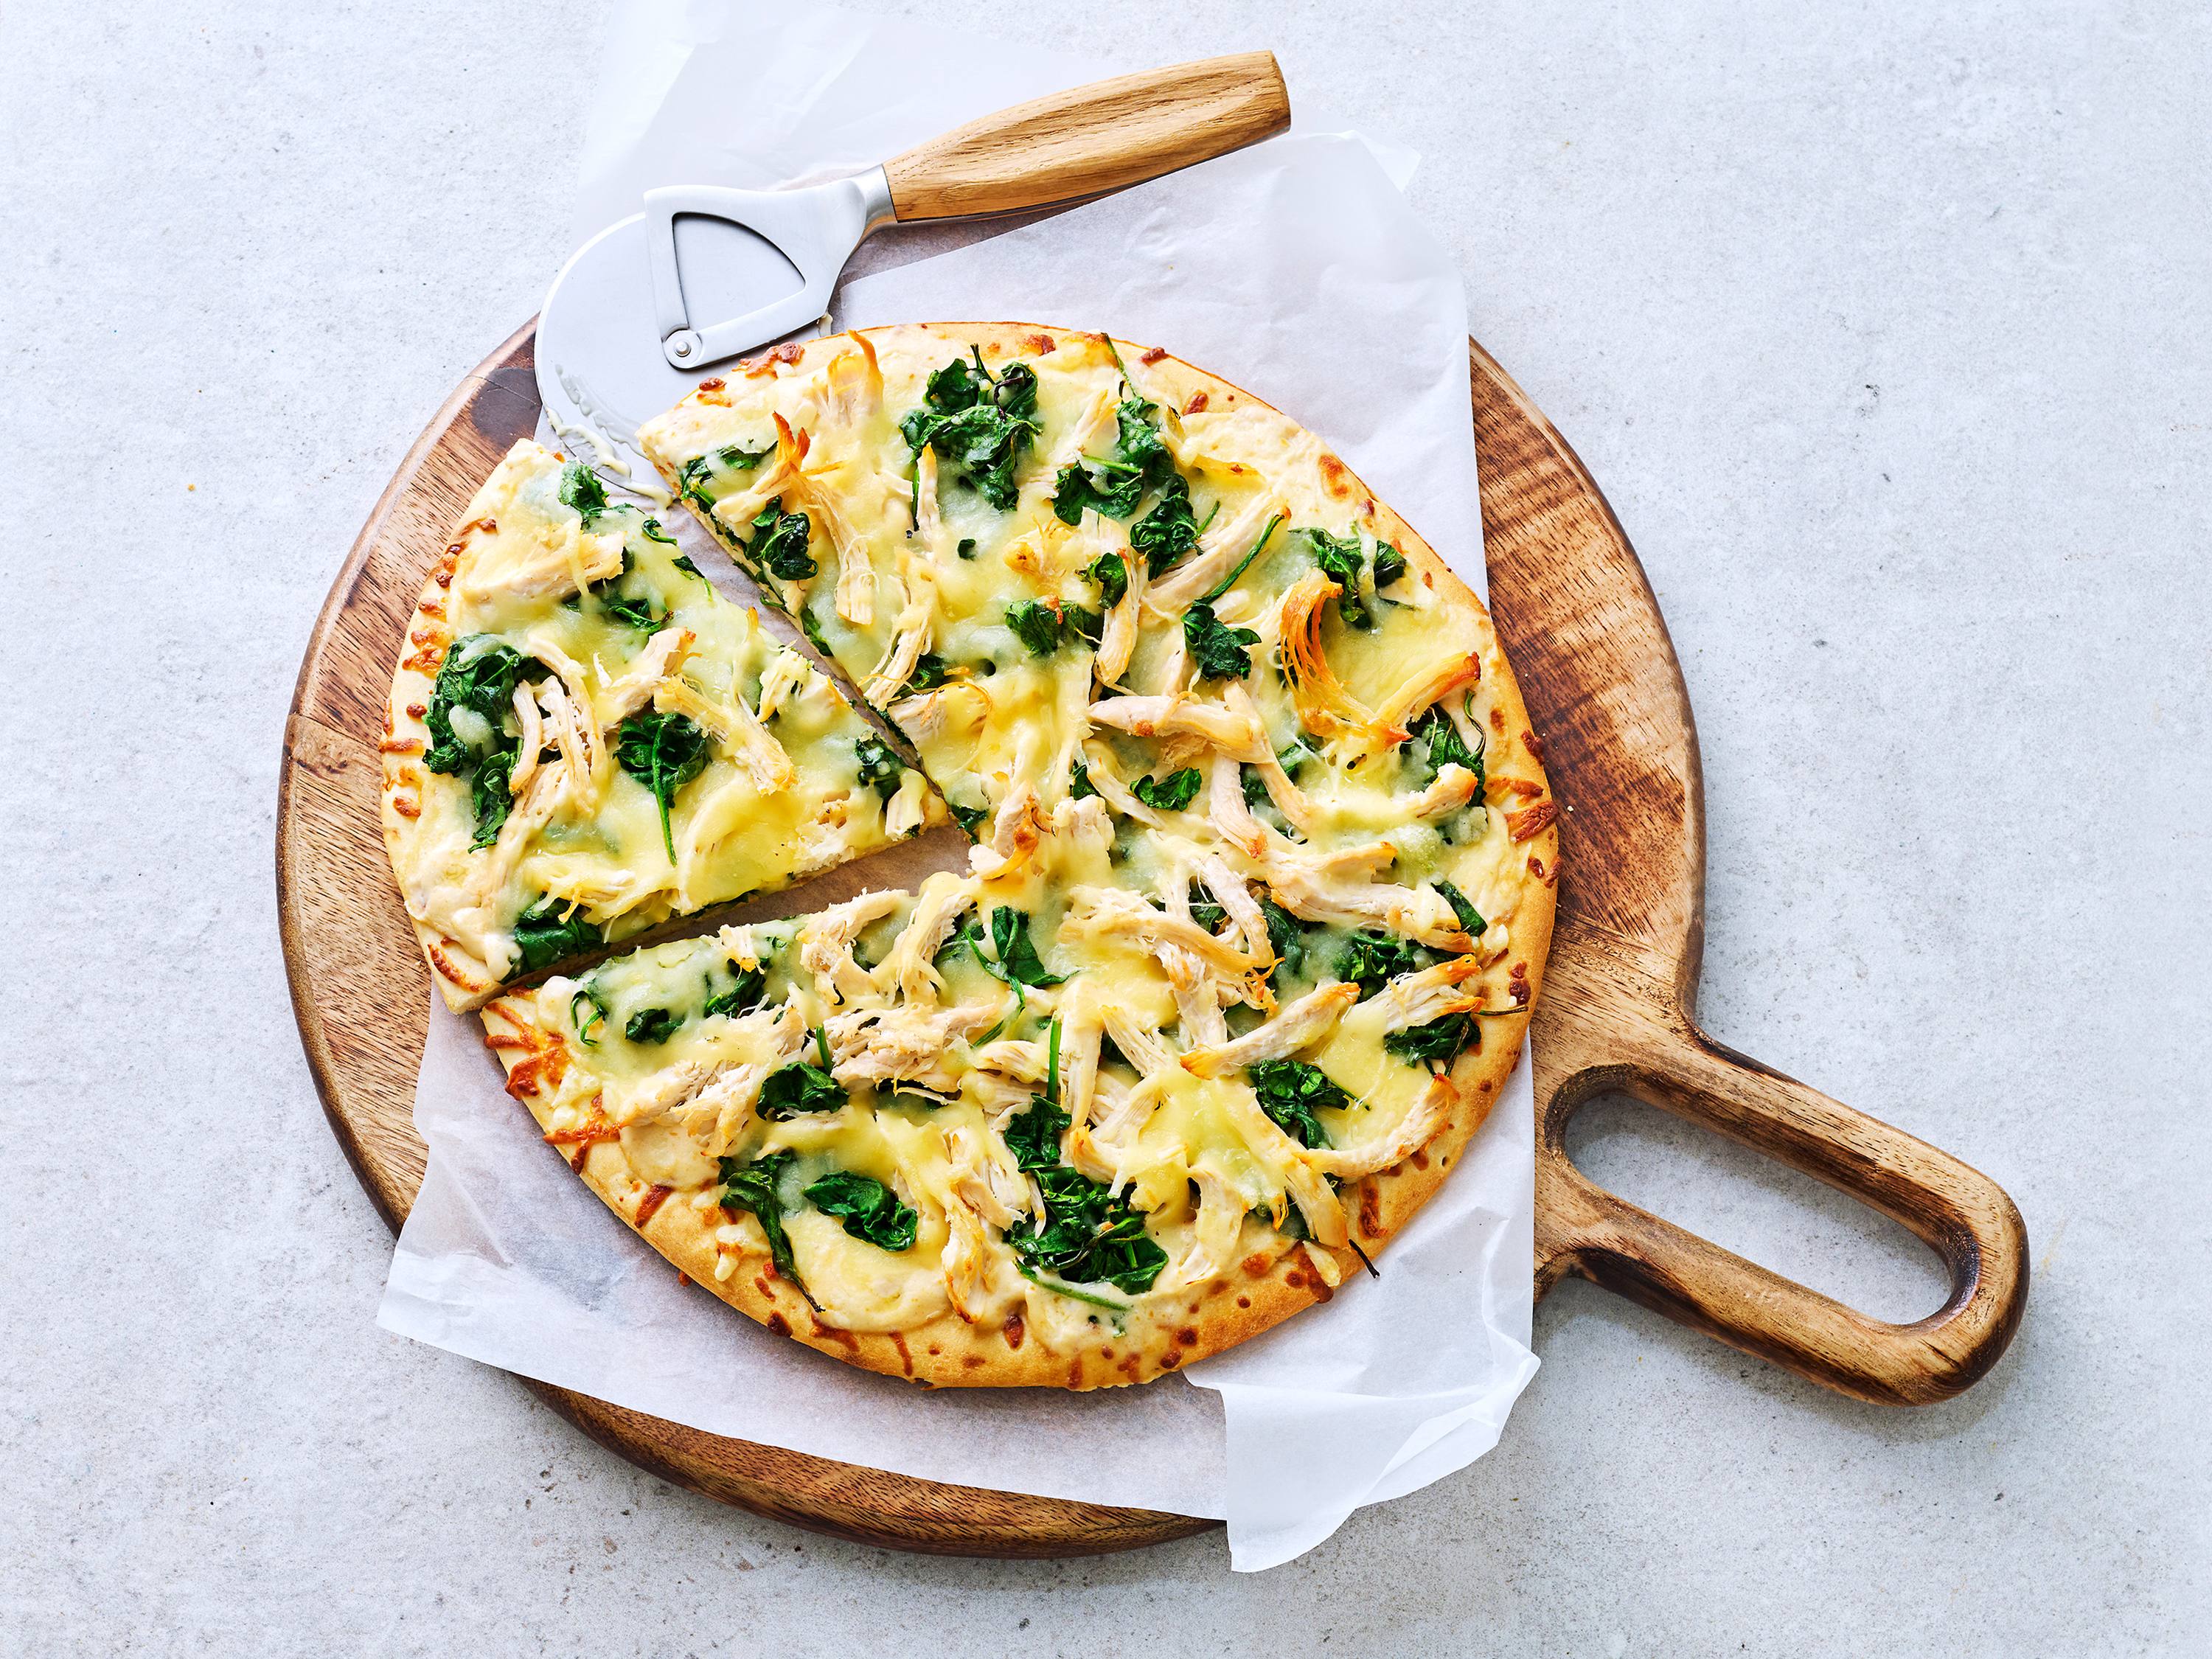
[535,170,893,495]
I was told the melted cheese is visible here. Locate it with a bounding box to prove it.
[482,324,1554,1353]
[386,440,938,1006]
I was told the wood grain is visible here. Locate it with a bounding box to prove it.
[883,52,1290,223]
[277,326,2028,1557]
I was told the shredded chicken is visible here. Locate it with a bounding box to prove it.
[798,890,906,1007]
[653,673,794,793]
[883,768,931,838]
[1161,944,1228,1047]
[1146,490,1284,613]
[1277,568,1405,749]
[1170,1167,1245,1290]
[1217,1085,1349,1246]
[1367,956,1484,1029]
[1258,845,1470,950]
[886,687,953,745]
[1194,851,1274,963]
[753,647,813,723]
[507,680,546,793]
[1085,694,1265,756]
[1222,684,1317,830]
[709,414,810,535]
[599,626,695,725]
[1091,520,1145,686]
[1069,746,1167,831]
[1181,981,1359,1077]
[870,871,976,1005]
[1407,762,1480,820]
[1309,1074,1458,1180]
[862,546,935,706]
[969,781,1048,878]
[1374,647,1483,735]
[468,763,570,911]
[827,1001,998,1090]
[1062,885,1258,976]
[822,336,882,427]
[458,515,625,605]
[528,654,604,809]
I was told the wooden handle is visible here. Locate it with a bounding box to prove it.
[1534,927,2029,1405]
[883,52,1290,223]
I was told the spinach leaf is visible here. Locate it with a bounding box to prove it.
[1260,897,1314,984]
[1005,599,1068,658]
[569,982,608,1048]
[1049,394,1174,522]
[512,895,599,975]
[423,636,540,779]
[1301,528,1372,630]
[1183,599,1260,681]
[1007,1167,1167,1296]
[677,443,771,513]
[1434,878,1486,937]
[558,461,611,525]
[1247,1058,1348,1148]
[956,537,977,560]
[625,1006,682,1045]
[1003,1095,1071,1172]
[597,587,665,632]
[948,800,989,835]
[1133,769,1203,813]
[1083,550,1128,608]
[640,517,679,546]
[703,961,766,1019]
[1068,759,1097,800]
[613,710,710,862]
[905,652,951,692]
[465,751,515,849]
[854,734,906,804]
[1130,474,1200,577]
[1334,930,1439,999]
[804,1171,919,1252]
[1410,703,1485,788]
[988,906,1064,987]
[746,501,817,580]
[900,348,1040,511]
[1383,1012,1475,1070]
[1371,540,1408,591]
[670,554,705,580]
[717,1150,814,1306]
[757,1054,847,1119]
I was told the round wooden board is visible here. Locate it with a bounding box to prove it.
[280,322,2028,1558]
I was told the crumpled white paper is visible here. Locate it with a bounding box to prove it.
[379,1,1536,1572]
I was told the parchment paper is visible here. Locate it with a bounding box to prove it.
[379,2,1537,1571]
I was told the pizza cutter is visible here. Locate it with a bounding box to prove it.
[535,50,1290,493]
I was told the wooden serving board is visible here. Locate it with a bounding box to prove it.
[279,323,2028,1557]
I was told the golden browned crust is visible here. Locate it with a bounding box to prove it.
[467,321,1557,1388]
[380,515,503,1010]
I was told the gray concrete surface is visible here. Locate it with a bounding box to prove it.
[5,1,2206,1652]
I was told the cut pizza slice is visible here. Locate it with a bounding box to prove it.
[381,439,939,1009]
[481,804,1537,1388]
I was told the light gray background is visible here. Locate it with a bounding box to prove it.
[4,1,2205,1652]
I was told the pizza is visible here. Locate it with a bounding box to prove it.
[389,322,1559,1387]
[380,439,937,1009]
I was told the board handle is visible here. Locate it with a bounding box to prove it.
[883,52,1290,223]
[1534,945,2029,1405]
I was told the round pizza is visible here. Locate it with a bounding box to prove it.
[394,321,1559,1388]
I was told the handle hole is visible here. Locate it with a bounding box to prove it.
[1564,1091,1952,1324]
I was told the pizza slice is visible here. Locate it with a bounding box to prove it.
[481,803,1536,1388]
[380,439,939,1010]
